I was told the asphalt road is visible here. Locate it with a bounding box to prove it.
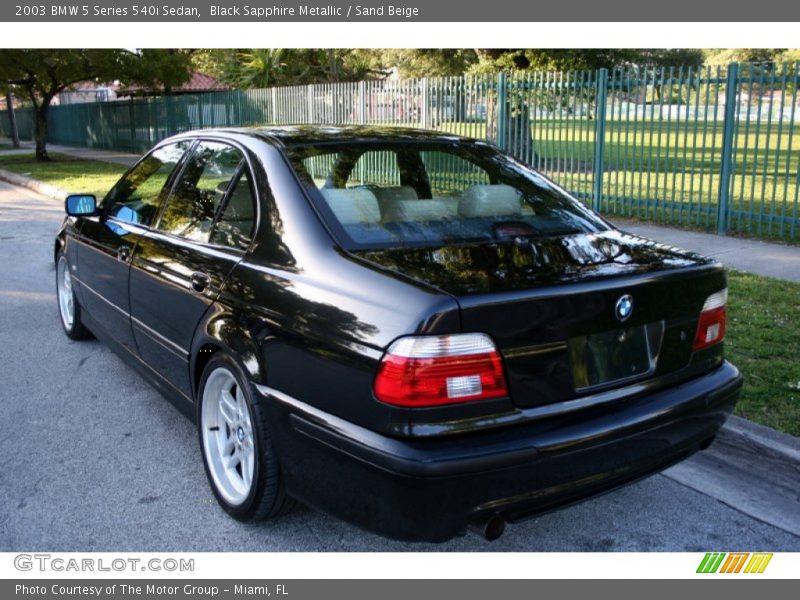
[1,179,798,552]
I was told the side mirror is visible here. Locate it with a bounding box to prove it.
[65,194,97,217]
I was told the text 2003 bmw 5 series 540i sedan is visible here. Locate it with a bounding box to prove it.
[55,125,742,542]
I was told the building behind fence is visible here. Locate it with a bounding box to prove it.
[2,62,799,241]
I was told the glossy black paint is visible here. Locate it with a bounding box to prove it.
[261,361,740,542]
[72,217,144,355]
[129,230,241,399]
[56,125,742,541]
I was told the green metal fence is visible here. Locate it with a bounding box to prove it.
[2,62,799,241]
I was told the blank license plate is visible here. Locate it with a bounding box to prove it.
[570,325,654,390]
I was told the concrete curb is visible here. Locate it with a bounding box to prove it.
[716,414,800,463]
[0,167,70,202]
[0,167,798,466]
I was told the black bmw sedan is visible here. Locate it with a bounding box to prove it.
[55,125,742,542]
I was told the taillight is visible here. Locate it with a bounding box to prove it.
[373,333,509,407]
[693,289,727,351]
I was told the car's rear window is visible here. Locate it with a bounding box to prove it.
[283,141,609,250]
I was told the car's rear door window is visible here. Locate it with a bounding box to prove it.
[209,169,256,250]
[105,141,190,226]
[155,141,246,244]
[286,142,609,249]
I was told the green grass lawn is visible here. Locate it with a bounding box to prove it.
[727,271,800,436]
[0,153,127,197]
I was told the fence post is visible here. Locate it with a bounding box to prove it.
[496,72,508,149]
[146,98,154,147]
[420,78,429,129]
[128,99,136,152]
[307,84,314,123]
[165,95,175,135]
[592,68,609,212]
[717,63,739,235]
[358,81,366,124]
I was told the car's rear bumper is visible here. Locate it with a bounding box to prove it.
[257,361,742,542]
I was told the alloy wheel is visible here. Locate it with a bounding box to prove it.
[201,367,256,506]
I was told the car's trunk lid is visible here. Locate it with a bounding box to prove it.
[355,230,726,408]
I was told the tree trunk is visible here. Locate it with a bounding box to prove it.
[34,106,49,161]
[4,91,20,148]
[486,94,540,167]
[486,94,499,144]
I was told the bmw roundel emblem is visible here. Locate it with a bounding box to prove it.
[615,294,634,322]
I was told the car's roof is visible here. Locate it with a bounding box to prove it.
[175,124,481,147]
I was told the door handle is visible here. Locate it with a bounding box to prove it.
[117,245,131,262]
[191,272,211,293]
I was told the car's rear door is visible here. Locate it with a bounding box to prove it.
[128,140,258,399]
[74,141,191,354]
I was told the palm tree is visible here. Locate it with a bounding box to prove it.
[235,49,288,88]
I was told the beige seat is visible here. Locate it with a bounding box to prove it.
[319,188,382,225]
[458,184,522,218]
[373,185,418,203]
[373,186,418,217]
[382,198,459,223]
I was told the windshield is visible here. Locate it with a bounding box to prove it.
[284,140,609,250]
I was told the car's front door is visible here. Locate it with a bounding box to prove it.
[128,140,258,399]
[74,141,191,353]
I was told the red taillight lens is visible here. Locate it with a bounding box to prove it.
[373,333,509,407]
[693,289,727,351]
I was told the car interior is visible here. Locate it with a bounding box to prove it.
[294,146,590,247]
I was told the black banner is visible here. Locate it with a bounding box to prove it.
[3,580,797,600]
[3,0,799,22]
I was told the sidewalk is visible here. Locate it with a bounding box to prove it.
[2,139,800,283]
[613,219,800,283]
[0,139,140,167]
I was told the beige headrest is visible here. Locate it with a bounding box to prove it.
[382,198,459,223]
[458,184,521,218]
[319,188,382,225]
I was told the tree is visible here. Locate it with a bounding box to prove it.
[234,49,288,88]
[0,50,120,160]
[122,49,194,95]
[776,49,800,64]
[703,48,786,67]
[192,49,391,89]
[470,49,704,74]
[627,49,705,70]
[2,85,20,148]
[0,49,192,161]
[471,49,633,73]
[378,49,478,78]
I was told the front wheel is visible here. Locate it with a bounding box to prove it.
[198,353,294,521]
[56,251,91,340]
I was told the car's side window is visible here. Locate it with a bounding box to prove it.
[105,141,190,226]
[210,169,256,250]
[156,142,244,243]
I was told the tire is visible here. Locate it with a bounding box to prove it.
[56,251,91,340]
[197,353,294,521]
